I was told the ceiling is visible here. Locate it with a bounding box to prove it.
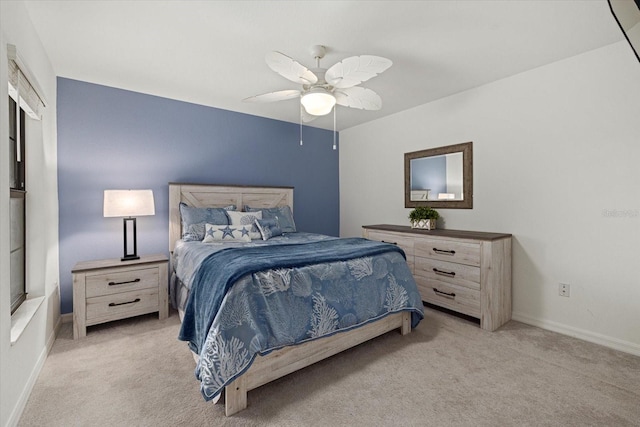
[24,0,623,131]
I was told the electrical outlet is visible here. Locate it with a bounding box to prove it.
[559,283,570,297]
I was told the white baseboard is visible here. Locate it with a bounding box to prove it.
[6,317,55,427]
[512,311,640,357]
[61,313,73,324]
[52,315,62,347]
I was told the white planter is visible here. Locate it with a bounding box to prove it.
[410,219,436,230]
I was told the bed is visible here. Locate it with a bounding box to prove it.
[168,182,424,416]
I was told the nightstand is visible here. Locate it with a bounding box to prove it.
[72,254,169,339]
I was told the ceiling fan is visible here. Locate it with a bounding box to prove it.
[243,45,392,123]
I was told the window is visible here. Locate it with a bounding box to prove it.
[9,97,27,314]
[7,44,45,315]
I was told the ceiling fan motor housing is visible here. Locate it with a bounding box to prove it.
[310,45,327,61]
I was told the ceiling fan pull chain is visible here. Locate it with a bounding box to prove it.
[300,106,303,146]
[333,107,337,150]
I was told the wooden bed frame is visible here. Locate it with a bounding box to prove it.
[168,182,411,416]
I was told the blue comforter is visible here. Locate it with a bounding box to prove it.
[177,236,424,401]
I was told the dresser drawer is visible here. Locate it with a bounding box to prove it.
[365,230,414,257]
[86,288,159,324]
[415,277,481,318]
[406,260,415,274]
[86,267,159,298]
[414,257,480,291]
[414,238,480,266]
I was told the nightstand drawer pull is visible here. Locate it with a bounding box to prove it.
[108,298,141,307]
[433,248,456,256]
[381,240,398,245]
[108,278,141,286]
[433,288,456,299]
[433,268,456,277]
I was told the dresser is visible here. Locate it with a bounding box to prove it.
[72,254,169,339]
[363,225,511,331]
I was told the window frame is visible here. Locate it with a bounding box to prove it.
[9,95,27,314]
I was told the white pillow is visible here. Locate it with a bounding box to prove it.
[226,210,262,240]
[202,224,251,243]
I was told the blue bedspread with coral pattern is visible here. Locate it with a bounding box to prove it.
[176,235,424,401]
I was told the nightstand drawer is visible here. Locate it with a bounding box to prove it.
[414,257,480,291]
[86,267,159,298]
[414,238,480,266]
[86,288,159,324]
[415,277,480,318]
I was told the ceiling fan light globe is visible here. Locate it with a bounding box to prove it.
[301,91,336,116]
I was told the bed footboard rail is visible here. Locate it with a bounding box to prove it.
[225,311,411,416]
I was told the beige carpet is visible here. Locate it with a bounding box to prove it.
[18,307,640,426]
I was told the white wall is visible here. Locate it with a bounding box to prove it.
[340,41,640,355]
[0,2,60,426]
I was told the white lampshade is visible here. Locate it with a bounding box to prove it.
[301,89,336,116]
[104,190,155,218]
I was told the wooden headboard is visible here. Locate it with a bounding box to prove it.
[168,183,294,251]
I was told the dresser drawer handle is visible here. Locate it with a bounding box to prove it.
[109,298,141,307]
[381,240,398,245]
[108,278,141,286]
[433,288,456,299]
[433,268,456,277]
[433,248,455,256]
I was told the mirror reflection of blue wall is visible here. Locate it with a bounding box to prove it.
[411,156,446,194]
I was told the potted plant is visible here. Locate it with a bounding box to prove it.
[408,206,440,230]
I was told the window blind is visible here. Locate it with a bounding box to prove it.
[7,44,46,120]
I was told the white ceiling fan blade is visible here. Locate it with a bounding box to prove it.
[325,55,392,89]
[266,51,318,85]
[334,87,382,110]
[243,89,301,103]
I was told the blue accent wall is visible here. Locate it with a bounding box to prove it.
[57,78,339,314]
[410,155,446,194]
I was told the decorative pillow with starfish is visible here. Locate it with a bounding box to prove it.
[202,224,252,243]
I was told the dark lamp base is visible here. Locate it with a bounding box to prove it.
[121,217,140,262]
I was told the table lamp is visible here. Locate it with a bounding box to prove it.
[103,189,155,261]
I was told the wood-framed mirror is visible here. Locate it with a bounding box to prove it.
[404,141,473,209]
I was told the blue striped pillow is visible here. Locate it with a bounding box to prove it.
[245,205,296,233]
[255,218,283,240]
